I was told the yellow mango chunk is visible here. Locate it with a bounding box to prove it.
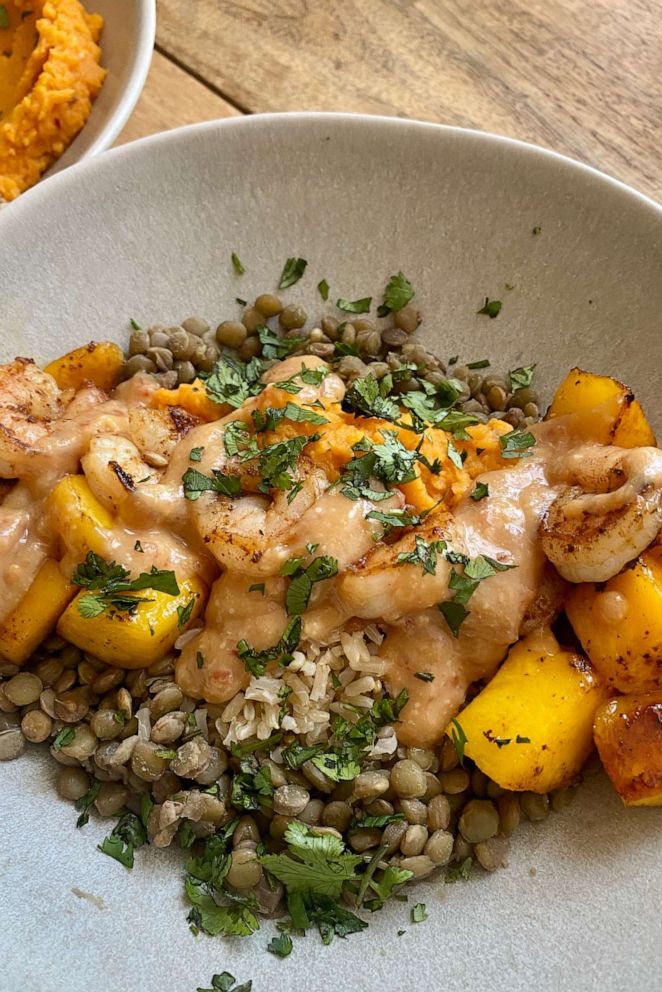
[0,559,75,666]
[565,552,662,693]
[44,341,125,393]
[57,576,207,669]
[45,475,115,560]
[450,629,610,793]
[594,691,662,806]
[546,367,656,446]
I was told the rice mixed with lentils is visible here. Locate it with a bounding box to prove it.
[0,258,576,967]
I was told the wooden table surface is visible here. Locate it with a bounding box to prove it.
[118,0,662,203]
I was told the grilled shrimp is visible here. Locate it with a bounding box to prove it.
[338,457,554,623]
[81,435,158,513]
[0,359,63,477]
[541,444,662,582]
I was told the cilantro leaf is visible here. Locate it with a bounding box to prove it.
[450,718,468,765]
[471,482,489,501]
[397,536,446,575]
[196,973,240,992]
[230,757,274,812]
[445,856,473,883]
[446,438,464,469]
[189,446,204,462]
[203,355,267,408]
[267,932,293,958]
[343,373,400,421]
[278,257,307,289]
[231,252,246,275]
[252,402,329,432]
[256,434,313,495]
[508,365,536,390]
[365,508,422,533]
[129,317,141,330]
[223,420,260,460]
[499,430,536,459]
[98,811,147,869]
[285,555,339,616]
[257,326,305,359]
[349,813,405,831]
[272,365,328,393]
[176,597,196,630]
[74,780,101,827]
[185,877,259,936]
[182,467,242,500]
[466,358,490,370]
[260,822,362,898]
[318,278,330,301]
[477,298,502,318]
[336,296,372,314]
[438,600,470,637]
[281,741,324,769]
[72,552,179,619]
[237,616,302,677]
[415,671,435,682]
[364,864,413,911]
[377,271,415,317]
[411,903,428,923]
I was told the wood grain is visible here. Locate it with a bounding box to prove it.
[155,0,662,201]
[116,50,240,146]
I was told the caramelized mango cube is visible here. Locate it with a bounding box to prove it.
[546,368,656,446]
[44,341,125,393]
[594,692,662,806]
[565,552,662,693]
[57,577,207,668]
[46,475,115,560]
[450,628,610,793]
[0,560,76,665]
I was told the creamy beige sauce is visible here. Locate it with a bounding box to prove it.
[0,355,619,748]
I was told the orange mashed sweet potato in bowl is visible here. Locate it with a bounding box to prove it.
[0,0,105,201]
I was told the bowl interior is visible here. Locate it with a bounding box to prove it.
[0,115,661,992]
[43,0,155,177]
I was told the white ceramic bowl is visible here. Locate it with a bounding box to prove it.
[43,0,155,180]
[0,115,661,992]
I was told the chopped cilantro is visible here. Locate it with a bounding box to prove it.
[231,252,246,275]
[466,359,490,369]
[177,598,196,629]
[377,272,415,317]
[446,438,464,469]
[499,429,536,459]
[414,672,435,682]
[397,536,447,576]
[343,373,400,421]
[223,420,260,460]
[257,326,305,359]
[336,296,372,314]
[318,278,330,301]
[230,732,283,758]
[280,741,324,769]
[74,780,101,827]
[252,401,328,432]
[532,225,542,235]
[248,582,265,595]
[477,298,502,318]
[470,482,489,501]
[260,821,362,899]
[272,365,328,393]
[450,718,468,765]
[230,756,274,813]
[129,317,141,330]
[516,734,531,744]
[196,975,242,992]
[98,810,147,869]
[72,551,179,619]
[182,467,242,500]
[439,552,515,637]
[236,297,247,306]
[203,355,267,409]
[237,616,302,676]
[438,600,470,637]
[134,540,144,553]
[334,341,361,357]
[365,508,422,533]
[284,555,339,616]
[256,434,314,495]
[267,932,293,958]
[278,257,308,289]
[195,651,204,670]
[508,365,536,390]
[349,813,405,831]
[411,903,428,923]
[189,446,204,462]
[445,856,473,883]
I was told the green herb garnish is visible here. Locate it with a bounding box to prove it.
[336,296,372,314]
[182,467,242,500]
[343,373,400,421]
[466,358,490,369]
[377,272,414,317]
[450,718,468,765]
[508,365,536,390]
[318,278,330,301]
[231,252,246,275]
[252,401,329,432]
[282,555,339,616]
[445,856,473,883]
[411,903,428,923]
[477,298,502,318]
[98,810,147,869]
[414,672,435,682]
[278,257,308,289]
[470,482,489,501]
[499,429,536,459]
[72,551,179,619]
[203,355,267,409]
[189,446,204,462]
[237,616,302,677]
[197,974,251,992]
[396,536,447,576]
[177,597,196,629]
[74,781,101,827]
[129,317,141,330]
[257,326,305,360]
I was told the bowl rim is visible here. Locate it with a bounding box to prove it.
[8,111,662,222]
[61,0,156,166]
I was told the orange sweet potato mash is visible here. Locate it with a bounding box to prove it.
[0,0,106,201]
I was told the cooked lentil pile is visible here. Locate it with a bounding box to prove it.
[0,265,564,957]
